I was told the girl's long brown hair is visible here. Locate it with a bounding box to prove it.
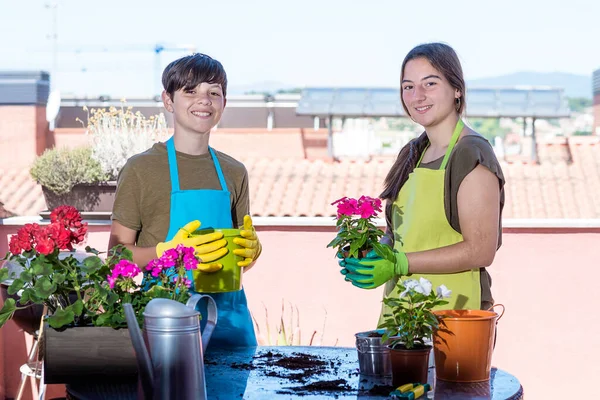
[380,43,466,202]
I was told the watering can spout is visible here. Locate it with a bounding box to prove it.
[124,303,154,400]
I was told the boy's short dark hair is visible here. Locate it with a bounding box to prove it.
[162,53,228,99]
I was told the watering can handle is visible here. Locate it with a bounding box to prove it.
[186,294,218,352]
[487,303,505,321]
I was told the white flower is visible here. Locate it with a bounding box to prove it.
[415,277,432,296]
[436,285,452,299]
[399,279,419,298]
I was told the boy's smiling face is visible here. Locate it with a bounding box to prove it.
[162,82,226,135]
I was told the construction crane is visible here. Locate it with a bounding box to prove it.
[152,43,197,96]
[55,43,197,96]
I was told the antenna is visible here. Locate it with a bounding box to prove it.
[45,1,58,92]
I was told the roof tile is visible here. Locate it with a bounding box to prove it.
[2,139,600,220]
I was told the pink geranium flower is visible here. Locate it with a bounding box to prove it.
[327,195,395,262]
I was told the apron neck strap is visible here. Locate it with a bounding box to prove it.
[166,139,228,192]
[208,147,228,191]
[166,137,180,192]
[416,119,464,170]
[440,119,464,170]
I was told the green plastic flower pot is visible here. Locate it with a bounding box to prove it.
[191,228,243,293]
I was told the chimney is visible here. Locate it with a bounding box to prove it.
[0,71,50,168]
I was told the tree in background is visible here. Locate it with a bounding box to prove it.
[467,118,510,142]
[567,97,593,113]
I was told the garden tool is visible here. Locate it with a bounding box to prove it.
[390,383,431,399]
[123,294,217,400]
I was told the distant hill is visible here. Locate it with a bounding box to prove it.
[468,72,591,99]
[230,72,593,99]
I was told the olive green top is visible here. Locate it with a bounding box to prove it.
[111,143,250,247]
[385,135,505,308]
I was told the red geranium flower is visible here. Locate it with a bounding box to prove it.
[8,206,88,256]
[49,205,88,245]
[35,237,56,255]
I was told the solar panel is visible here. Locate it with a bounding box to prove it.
[297,87,570,118]
[330,89,367,116]
[366,89,403,116]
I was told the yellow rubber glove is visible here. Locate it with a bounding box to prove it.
[156,220,228,273]
[233,215,262,268]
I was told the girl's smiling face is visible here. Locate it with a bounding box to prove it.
[401,57,461,128]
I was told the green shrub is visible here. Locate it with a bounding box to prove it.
[30,146,108,195]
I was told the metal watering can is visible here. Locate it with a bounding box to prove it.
[124,294,217,400]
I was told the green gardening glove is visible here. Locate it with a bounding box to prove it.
[340,250,409,289]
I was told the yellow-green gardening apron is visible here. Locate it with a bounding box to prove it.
[379,120,480,323]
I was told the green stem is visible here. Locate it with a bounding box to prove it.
[56,257,82,302]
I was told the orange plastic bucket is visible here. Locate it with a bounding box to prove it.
[432,304,504,382]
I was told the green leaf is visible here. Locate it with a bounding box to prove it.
[105,290,119,306]
[31,256,54,276]
[0,268,9,282]
[120,247,134,261]
[19,288,34,305]
[71,299,84,316]
[80,256,103,274]
[110,313,126,326]
[47,308,75,328]
[20,270,33,282]
[95,312,111,326]
[7,279,24,295]
[145,285,171,299]
[0,298,16,328]
[34,277,57,297]
[53,273,66,284]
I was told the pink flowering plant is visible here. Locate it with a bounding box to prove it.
[0,206,200,330]
[327,196,394,262]
[85,244,199,329]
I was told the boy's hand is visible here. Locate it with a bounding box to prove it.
[156,220,228,272]
[233,215,262,267]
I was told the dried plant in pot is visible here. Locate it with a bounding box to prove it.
[378,278,451,387]
[30,146,113,212]
[80,101,169,182]
[31,101,169,214]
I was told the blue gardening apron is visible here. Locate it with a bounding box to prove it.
[165,137,257,347]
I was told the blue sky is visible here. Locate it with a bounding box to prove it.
[1,0,598,97]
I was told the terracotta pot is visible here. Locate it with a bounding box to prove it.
[432,305,504,382]
[342,246,371,259]
[387,343,431,387]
